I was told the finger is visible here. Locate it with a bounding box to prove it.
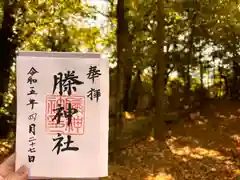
[0,154,16,177]
[6,165,28,180]
[1,154,15,167]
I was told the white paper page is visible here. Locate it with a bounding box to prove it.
[15,51,109,179]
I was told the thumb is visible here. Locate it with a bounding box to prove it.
[6,166,28,180]
[0,154,15,177]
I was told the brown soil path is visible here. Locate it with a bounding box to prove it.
[106,100,240,180]
[0,100,240,179]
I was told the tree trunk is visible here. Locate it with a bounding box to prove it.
[200,61,204,89]
[0,1,17,107]
[112,0,130,161]
[231,61,240,99]
[186,12,196,97]
[129,70,142,112]
[153,0,166,140]
[123,24,133,112]
[123,69,132,112]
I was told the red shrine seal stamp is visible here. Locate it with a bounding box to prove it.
[45,95,85,135]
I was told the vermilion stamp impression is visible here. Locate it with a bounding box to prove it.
[45,95,85,135]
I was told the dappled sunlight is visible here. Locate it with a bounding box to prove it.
[214,109,240,121]
[231,134,240,142]
[189,112,209,125]
[145,173,174,180]
[215,112,227,119]
[216,113,240,120]
[189,111,200,119]
[124,111,136,120]
[195,117,208,125]
[229,114,238,120]
[147,136,155,142]
[102,101,240,179]
[166,136,200,148]
[230,134,240,154]
[0,140,12,155]
[166,137,227,160]
[2,0,240,179]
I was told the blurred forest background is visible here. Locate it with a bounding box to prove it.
[1,0,240,179]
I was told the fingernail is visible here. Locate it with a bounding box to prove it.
[17,166,28,175]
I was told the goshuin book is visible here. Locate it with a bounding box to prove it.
[16,51,109,179]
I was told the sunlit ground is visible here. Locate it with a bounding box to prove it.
[0,101,240,179]
[105,101,240,180]
[106,137,239,179]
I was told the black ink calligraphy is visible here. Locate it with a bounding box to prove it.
[27,87,37,95]
[28,147,36,153]
[86,65,101,102]
[64,103,78,126]
[87,88,101,102]
[27,98,38,110]
[26,67,38,163]
[53,71,84,96]
[28,113,37,121]
[29,124,36,135]
[28,155,35,163]
[27,76,38,84]
[52,134,79,155]
[27,67,39,76]
[29,137,36,145]
[52,104,64,125]
[51,70,81,153]
[87,65,101,83]
[52,104,78,126]
[28,137,36,162]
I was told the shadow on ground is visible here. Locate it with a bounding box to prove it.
[0,100,239,179]
[105,100,240,180]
